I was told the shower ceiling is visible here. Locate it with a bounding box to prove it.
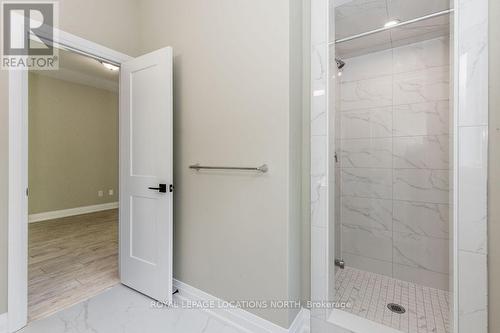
[333,0,451,58]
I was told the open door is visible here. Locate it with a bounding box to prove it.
[119,47,173,303]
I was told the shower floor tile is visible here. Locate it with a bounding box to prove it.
[334,267,451,333]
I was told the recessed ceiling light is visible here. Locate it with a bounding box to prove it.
[101,62,119,71]
[384,19,401,28]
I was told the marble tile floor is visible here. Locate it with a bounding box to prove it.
[335,267,451,333]
[18,284,246,333]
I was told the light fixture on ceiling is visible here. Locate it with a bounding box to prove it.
[384,19,401,28]
[100,61,119,71]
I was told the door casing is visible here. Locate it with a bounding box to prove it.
[7,25,132,332]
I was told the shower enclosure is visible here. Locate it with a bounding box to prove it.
[310,0,489,332]
[331,2,453,332]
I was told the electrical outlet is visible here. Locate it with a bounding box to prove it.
[108,189,114,196]
[98,190,104,197]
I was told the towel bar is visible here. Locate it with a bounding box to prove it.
[189,164,268,173]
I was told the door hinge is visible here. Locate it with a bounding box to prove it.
[26,187,29,197]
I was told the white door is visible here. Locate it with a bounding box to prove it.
[119,47,173,303]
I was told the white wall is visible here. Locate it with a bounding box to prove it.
[337,37,451,290]
[137,0,304,328]
[301,0,312,305]
[489,0,500,331]
[0,71,8,314]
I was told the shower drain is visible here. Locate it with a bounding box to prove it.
[387,303,406,314]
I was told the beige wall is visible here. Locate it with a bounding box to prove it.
[489,0,499,331]
[288,0,306,323]
[28,73,118,215]
[57,0,141,57]
[0,0,141,317]
[138,0,303,328]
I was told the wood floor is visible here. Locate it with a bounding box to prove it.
[28,209,119,322]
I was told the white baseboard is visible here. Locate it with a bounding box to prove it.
[289,308,310,333]
[28,202,119,223]
[0,313,7,333]
[173,279,310,333]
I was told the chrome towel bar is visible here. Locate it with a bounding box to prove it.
[189,163,268,173]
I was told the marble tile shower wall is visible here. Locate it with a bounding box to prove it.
[336,37,451,291]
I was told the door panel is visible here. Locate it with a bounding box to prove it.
[120,47,173,303]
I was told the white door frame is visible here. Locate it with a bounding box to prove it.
[7,26,132,332]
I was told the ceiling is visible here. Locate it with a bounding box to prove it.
[333,0,452,58]
[31,47,119,92]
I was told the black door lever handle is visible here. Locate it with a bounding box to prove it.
[148,184,167,193]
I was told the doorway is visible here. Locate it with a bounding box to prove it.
[27,47,120,321]
[8,26,174,333]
